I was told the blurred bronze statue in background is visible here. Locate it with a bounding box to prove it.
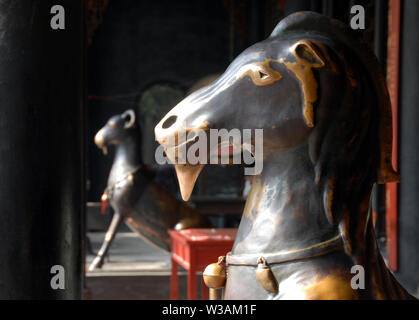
[155,12,415,299]
[89,109,210,271]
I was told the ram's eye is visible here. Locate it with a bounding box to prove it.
[258,70,269,79]
[237,60,282,86]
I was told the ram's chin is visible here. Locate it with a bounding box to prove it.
[102,146,108,155]
[174,164,204,201]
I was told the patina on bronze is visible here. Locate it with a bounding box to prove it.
[155,12,415,299]
[89,110,210,271]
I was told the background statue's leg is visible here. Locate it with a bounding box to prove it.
[88,212,124,271]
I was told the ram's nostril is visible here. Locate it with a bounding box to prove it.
[162,115,177,129]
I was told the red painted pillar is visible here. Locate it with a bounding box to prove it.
[385,0,401,271]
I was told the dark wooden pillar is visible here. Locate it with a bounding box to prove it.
[0,1,84,299]
[397,0,419,297]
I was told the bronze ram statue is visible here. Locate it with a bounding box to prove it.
[89,109,210,271]
[155,12,415,299]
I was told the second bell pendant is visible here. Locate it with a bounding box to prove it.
[255,257,278,294]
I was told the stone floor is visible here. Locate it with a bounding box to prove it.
[84,231,197,300]
[85,231,171,274]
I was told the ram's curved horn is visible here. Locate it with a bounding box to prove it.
[122,109,136,129]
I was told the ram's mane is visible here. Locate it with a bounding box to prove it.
[269,13,399,279]
[271,11,398,185]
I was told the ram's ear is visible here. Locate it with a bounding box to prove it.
[290,40,325,68]
[281,40,326,128]
[122,109,136,129]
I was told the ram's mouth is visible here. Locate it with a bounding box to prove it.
[94,129,109,155]
[95,139,108,155]
[213,140,237,161]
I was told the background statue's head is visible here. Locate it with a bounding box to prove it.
[95,109,140,155]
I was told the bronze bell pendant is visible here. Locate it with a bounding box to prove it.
[256,257,278,294]
[203,256,226,300]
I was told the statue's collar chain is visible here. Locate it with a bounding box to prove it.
[225,234,343,267]
[204,235,343,295]
[101,165,142,202]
